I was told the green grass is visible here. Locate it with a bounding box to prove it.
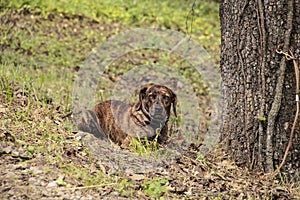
[0,0,221,198]
[1,0,220,60]
[143,177,169,199]
[130,137,160,155]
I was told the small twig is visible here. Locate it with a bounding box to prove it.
[185,0,197,37]
[61,111,73,119]
[60,183,116,190]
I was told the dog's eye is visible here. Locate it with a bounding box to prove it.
[149,94,156,100]
[163,95,170,101]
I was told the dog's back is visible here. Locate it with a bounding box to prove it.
[95,100,130,145]
[95,100,164,146]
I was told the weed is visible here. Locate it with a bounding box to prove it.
[197,153,206,163]
[130,137,160,155]
[143,177,168,199]
[116,179,134,197]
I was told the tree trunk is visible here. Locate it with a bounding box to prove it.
[220,0,300,175]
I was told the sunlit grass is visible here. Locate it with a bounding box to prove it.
[2,0,220,60]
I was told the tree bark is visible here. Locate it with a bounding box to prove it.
[220,0,300,175]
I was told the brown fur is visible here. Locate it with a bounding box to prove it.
[94,84,177,146]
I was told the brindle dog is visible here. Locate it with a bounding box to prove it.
[94,84,177,146]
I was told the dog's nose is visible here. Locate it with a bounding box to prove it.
[154,104,163,112]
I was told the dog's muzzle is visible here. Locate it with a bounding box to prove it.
[149,104,168,128]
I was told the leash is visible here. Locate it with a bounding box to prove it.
[271,47,299,177]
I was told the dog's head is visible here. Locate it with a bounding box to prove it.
[134,84,177,129]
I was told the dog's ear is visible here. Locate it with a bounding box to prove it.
[135,84,153,111]
[171,92,177,117]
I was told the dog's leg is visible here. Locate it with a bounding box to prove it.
[75,109,108,141]
[157,125,168,144]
